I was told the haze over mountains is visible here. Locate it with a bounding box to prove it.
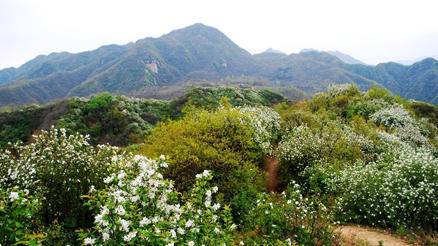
[0,23,437,106]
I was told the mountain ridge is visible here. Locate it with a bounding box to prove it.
[0,23,437,106]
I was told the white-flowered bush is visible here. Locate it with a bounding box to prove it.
[371,104,432,148]
[239,106,281,155]
[329,141,438,229]
[327,84,359,98]
[277,123,375,172]
[82,155,235,245]
[0,127,118,225]
[370,104,416,128]
[241,181,335,245]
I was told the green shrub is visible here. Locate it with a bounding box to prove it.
[0,188,44,245]
[240,181,336,245]
[137,107,270,199]
[57,94,176,146]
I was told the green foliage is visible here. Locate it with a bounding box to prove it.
[240,181,336,245]
[137,107,266,199]
[0,105,45,148]
[0,188,44,245]
[57,94,177,146]
[184,87,285,110]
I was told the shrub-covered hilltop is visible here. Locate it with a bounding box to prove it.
[0,85,437,245]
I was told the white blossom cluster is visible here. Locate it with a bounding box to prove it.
[84,155,235,245]
[277,122,375,167]
[370,104,416,128]
[277,125,323,166]
[371,104,432,148]
[0,127,118,219]
[238,106,281,155]
[329,142,438,228]
[327,83,357,97]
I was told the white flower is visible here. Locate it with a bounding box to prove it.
[205,190,212,197]
[139,217,151,226]
[188,241,195,246]
[212,186,218,193]
[84,237,96,245]
[100,206,109,215]
[177,227,185,235]
[212,203,221,211]
[185,219,194,228]
[120,219,130,232]
[115,205,126,216]
[102,232,110,241]
[123,231,137,242]
[9,192,19,202]
[159,154,166,161]
[239,241,245,245]
[117,171,126,180]
[95,214,104,225]
[89,185,96,193]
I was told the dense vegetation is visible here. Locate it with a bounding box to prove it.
[0,23,438,106]
[0,85,437,245]
[0,87,284,147]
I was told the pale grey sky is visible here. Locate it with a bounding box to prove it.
[1,0,438,69]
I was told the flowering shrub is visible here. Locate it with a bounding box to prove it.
[241,181,336,245]
[370,104,416,128]
[277,122,375,188]
[239,106,281,155]
[81,155,235,245]
[0,188,44,245]
[329,142,438,230]
[0,127,118,226]
[327,83,360,98]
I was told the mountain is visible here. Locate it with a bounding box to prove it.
[327,50,366,65]
[397,55,438,65]
[0,23,437,106]
[263,48,286,55]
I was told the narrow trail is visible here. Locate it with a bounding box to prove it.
[265,155,279,192]
[336,225,410,246]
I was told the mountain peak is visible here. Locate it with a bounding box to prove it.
[327,50,365,65]
[263,48,286,55]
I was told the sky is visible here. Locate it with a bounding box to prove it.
[1,0,438,69]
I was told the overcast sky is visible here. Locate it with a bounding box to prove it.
[1,0,438,69]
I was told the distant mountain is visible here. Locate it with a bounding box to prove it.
[397,55,438,65]
[262,48,286,55]
[327,50,366,65]
[0,23,437,106]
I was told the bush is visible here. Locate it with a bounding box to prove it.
[0,127,118,227]
[240,181,336,245]
[137,107,273,198]
[81,155,235,245]
[329,142,438,230]
[0,188,44,245]
[277,122,375,189]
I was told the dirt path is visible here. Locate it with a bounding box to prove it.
[265,155,279,192]
[336,225,410,246]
